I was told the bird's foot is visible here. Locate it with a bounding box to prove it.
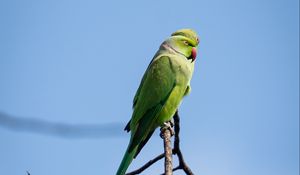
[160,121,175,138]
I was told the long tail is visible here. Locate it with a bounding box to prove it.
[116,144,138,175]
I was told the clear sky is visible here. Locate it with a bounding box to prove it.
[0,0,299,175]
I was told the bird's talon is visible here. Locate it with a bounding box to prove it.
[169,118,174,128]
[160,121,175,138]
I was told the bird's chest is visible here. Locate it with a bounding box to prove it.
[170,57,193,84]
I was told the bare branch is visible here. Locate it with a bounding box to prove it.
[161,124,173,175]
[127,111,195,175]
[125,153,164,175]
[172,111,194,175]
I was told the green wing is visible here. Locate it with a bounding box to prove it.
[117,55,177,175]
[124,57,155,132]
[125,55,175,132]
[131,55,175,129]
[129,55,177,152]
[132,56,156,108]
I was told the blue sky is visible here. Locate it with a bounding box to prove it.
[0,0,299,174]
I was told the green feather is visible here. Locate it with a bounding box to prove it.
[116,29,199,175]
[116,144,138,175]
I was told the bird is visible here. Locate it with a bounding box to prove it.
[116,29,199,175]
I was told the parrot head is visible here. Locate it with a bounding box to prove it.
[162,29,199,62]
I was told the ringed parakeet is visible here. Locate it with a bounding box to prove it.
[116,29,199,175]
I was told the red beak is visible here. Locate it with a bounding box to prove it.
[191,47,197,62]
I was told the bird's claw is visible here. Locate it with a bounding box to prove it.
[160,121,175,138]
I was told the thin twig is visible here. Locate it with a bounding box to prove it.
[126,111,195,175]
[125,153,165,175]
[161,125,173,175]
[172,111,194,175]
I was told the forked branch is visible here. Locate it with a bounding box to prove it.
[126,111,194,175]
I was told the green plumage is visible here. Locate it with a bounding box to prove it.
[116,29,199,175]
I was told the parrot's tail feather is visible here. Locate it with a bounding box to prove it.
[116,145,138,175]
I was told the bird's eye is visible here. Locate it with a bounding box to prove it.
[183,40,189,46]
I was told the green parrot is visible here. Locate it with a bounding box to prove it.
[116,29,199,175]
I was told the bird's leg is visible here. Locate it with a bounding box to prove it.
[160,120,175,138]
[169,118,174,128]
